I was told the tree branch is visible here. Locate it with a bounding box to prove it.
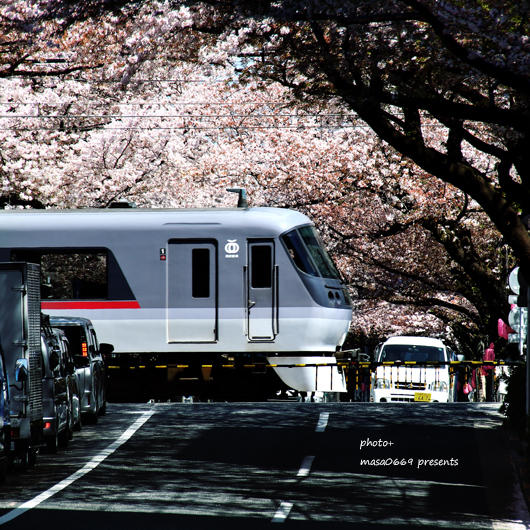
[402,0,530,94]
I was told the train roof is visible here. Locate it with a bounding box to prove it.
[0,206,313,234]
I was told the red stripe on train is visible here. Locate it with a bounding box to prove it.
[41,301,140,310]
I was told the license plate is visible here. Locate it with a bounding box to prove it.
[414,392,431,402]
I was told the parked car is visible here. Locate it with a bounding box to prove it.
[41,323,69,452]
[49,317,112,422]
[0,346,9,482]
[53,327,82,435]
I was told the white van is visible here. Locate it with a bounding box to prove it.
[370,336,455,403]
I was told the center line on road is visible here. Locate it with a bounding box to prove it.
[297,455,315,477]
[0,410,155,526]
[272,501,294,523]
[315,412,329,432]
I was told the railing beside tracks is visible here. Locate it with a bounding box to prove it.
[105,360,523,369]
[105,359,521,402]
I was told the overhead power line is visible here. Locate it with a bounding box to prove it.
[0,113,350,118]
[0,111,369,131]
[0,124,371,131]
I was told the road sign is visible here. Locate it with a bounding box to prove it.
[508,267,529,306]
[508,306,528,332]
[509,267,521,294]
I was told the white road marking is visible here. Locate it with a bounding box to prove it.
[0,410,155,526]
[272,501,294,523]
[297,455,315,477]
[274,417,324,522]
[315,412,329,432]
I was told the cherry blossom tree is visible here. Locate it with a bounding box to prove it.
[0,0,514,353]
[180,0,528,351]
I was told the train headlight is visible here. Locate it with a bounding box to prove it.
[375,378,390,389]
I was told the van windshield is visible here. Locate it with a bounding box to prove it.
[282,226,341,280]
[380,345,446,362]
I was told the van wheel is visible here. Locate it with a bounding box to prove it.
[46,409,59,453]
[68,404,76,440]
[18,451,29,472]
[73,399,82,432]
[58,412,70,448]
[0,459,7,483]
[46,428,59,454]
[28,448,37,468]
[0,436,7,481]
[92,398,99,423]
[74,415,82,432]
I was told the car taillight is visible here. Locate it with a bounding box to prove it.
[82,342,88,357]
[11,427,20,439]
[44,422,51,430]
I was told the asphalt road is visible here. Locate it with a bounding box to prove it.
[0,402,529,530]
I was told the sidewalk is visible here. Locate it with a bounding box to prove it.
[507,427,530,515]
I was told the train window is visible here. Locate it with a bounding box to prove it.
[192,248,210,298]
[281,230,318,277]
[251,245,272,288]
[297,226,341,280]
[11,250,107,299]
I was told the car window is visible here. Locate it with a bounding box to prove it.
[90,329,99,354]
[380,345,445,362]
[58,326,83,356]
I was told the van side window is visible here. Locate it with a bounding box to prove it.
[90,329,99,353]
[251,245,272,288]
[192,248,210,298]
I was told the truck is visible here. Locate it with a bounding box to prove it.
[0,262,43,469]
[0,345,9,482]
[370,336,458,403]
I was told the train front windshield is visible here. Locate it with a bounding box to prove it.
[282,226,342,280]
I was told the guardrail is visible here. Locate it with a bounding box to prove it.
[106,360,523,369]
[105,359,519,402]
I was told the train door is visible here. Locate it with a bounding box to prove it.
[167,240,217,343]
[247,240,277,341]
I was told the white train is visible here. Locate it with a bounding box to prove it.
[0,203,352,399]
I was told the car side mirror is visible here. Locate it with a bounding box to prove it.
[100,343,114,355]
[15,358,28,382]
